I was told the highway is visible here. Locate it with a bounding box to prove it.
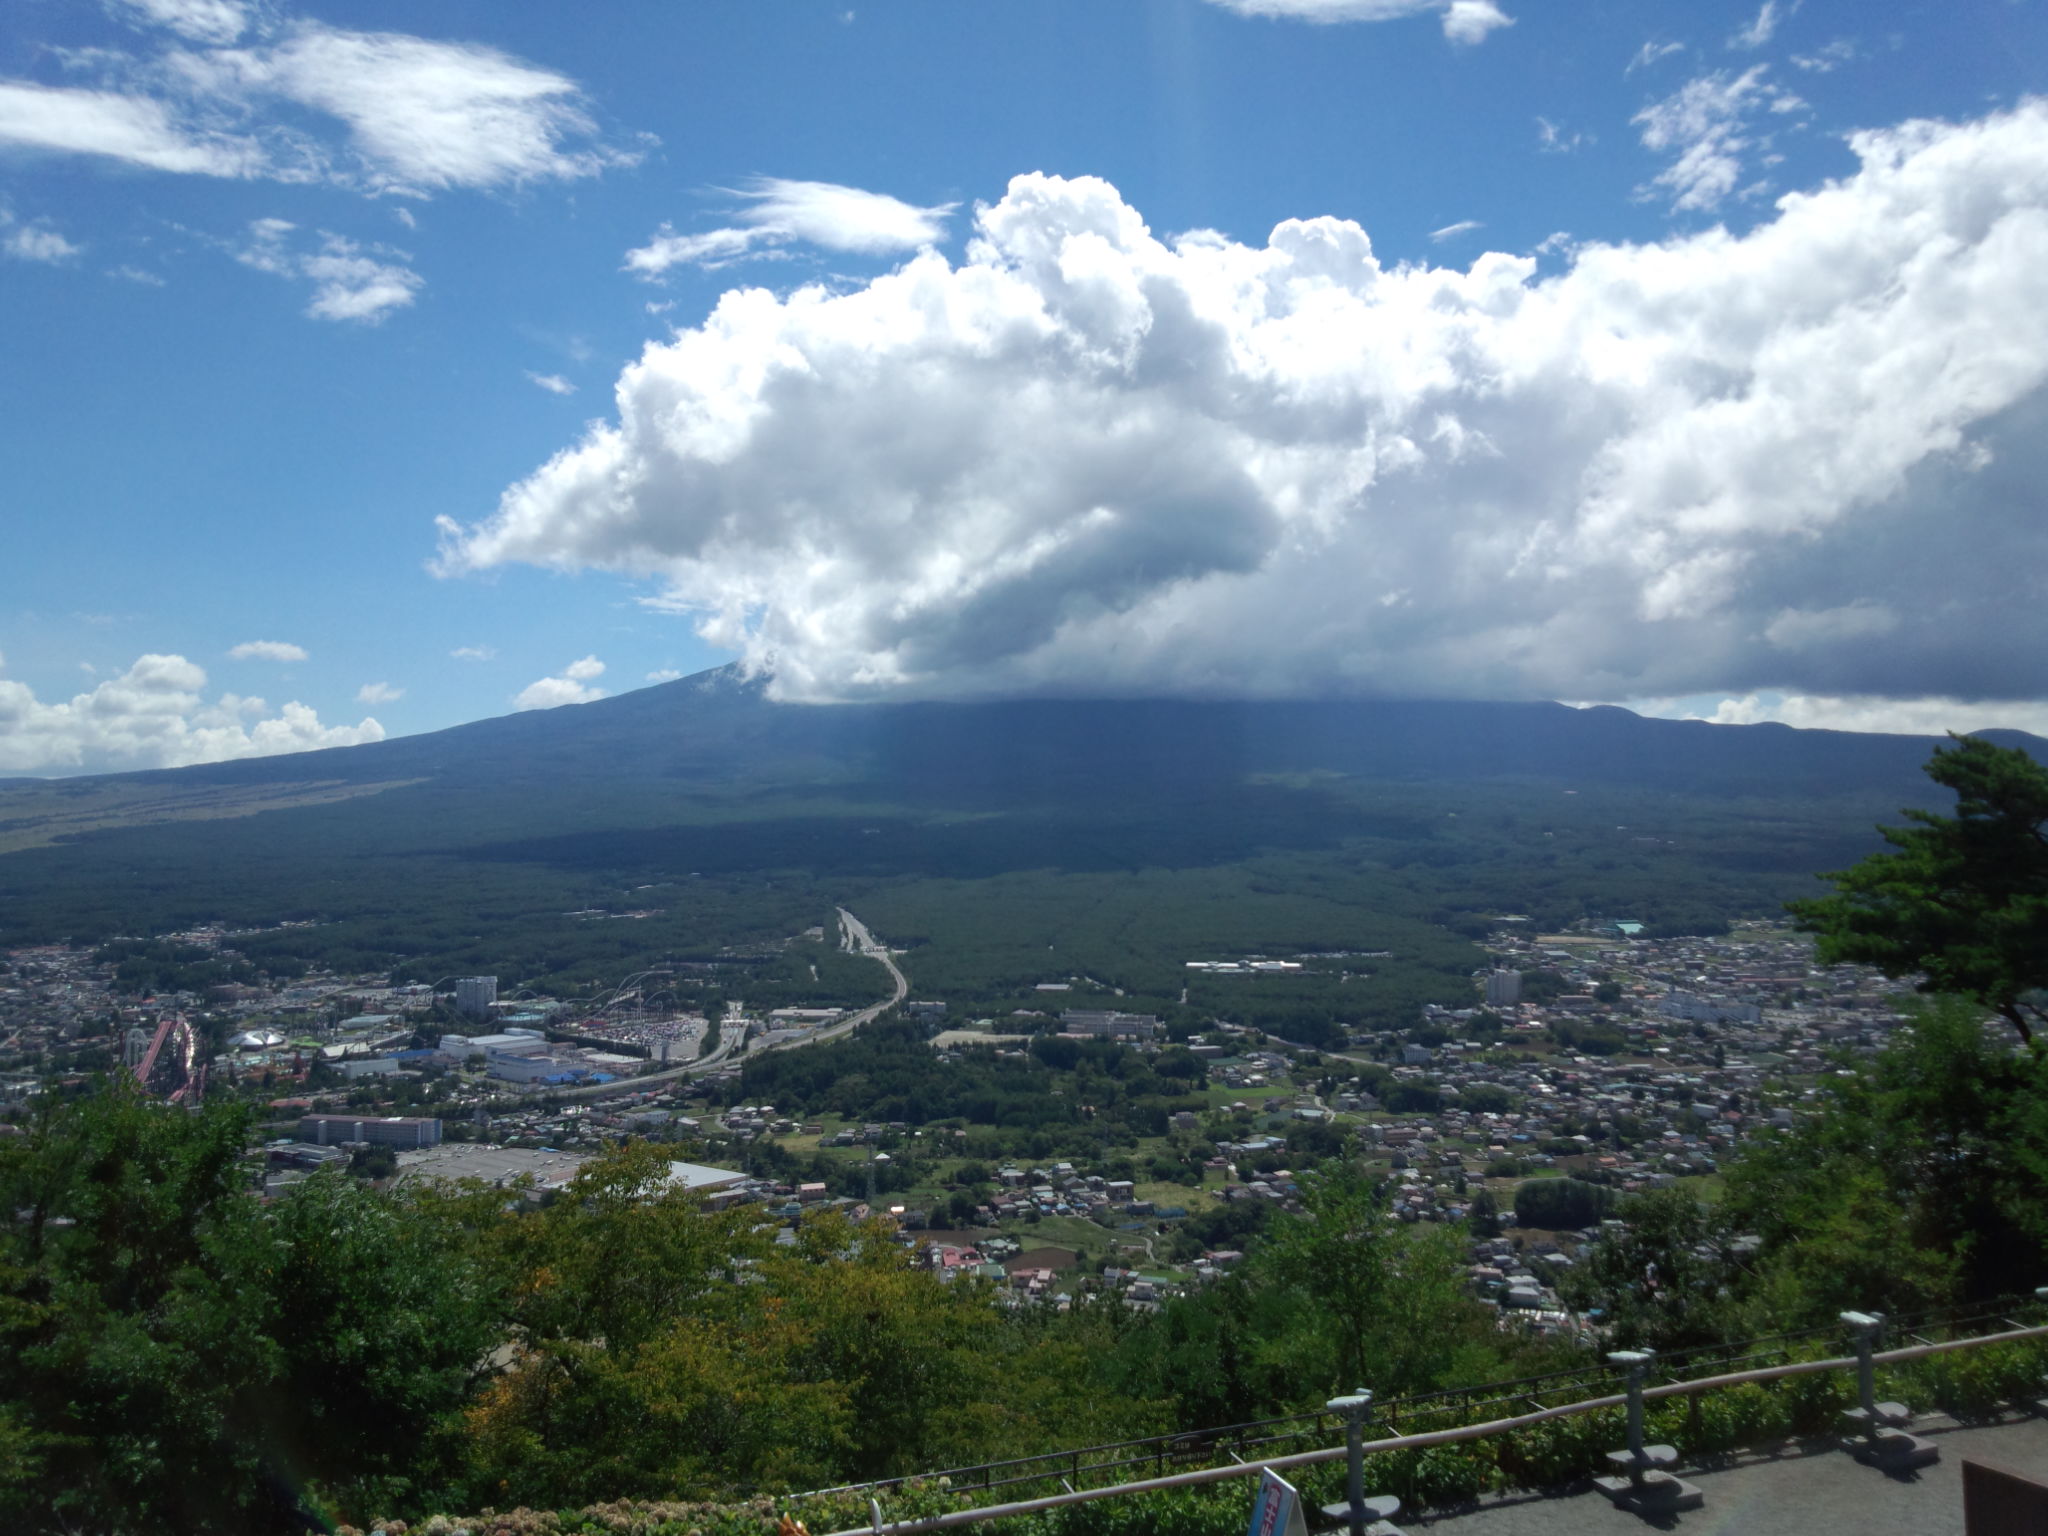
[541,907,904,1102]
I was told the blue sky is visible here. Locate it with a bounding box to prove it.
[3,0,2047,773]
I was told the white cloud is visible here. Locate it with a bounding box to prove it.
[1634,65,1807,212]
[1429,219,1481,243]
[109,263,166,285]
[1200,0,1507,32]
[1201,0,1514,41]
[2,221,81,263]
[526,371,575,396]
[1535,118,1592,155]
[450,644,496,661]
[1627,41,1685,74]
[1441,0,1512,45]
[439,107,2048,715]
[0,652,383,774]
[1792,40,1857,75]
[112,0,251,46]
[626,178,956,277]
[355,681,403,704]
[237,218,421,322]
[228,639,308,662]
[645,668,683,684]
[207,24,633,193]
[1648,692,2048,739]
[0,81,266,177]
[513,656,605,710]
[1203,0,1431,19]
[0,19,630,196]
[1729,1,1781,51]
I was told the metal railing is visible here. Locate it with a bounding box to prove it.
[806,1300,2048,1536]
[794,1292,2033,1509]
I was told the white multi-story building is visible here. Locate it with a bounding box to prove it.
[454,976,498,1019]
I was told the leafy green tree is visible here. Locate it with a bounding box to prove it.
[260,1170,508,1518]
[1254,1167,1493,1399]
[1723,996,2048,1310]
[0,1084,297,1534]
[1555,1189,1736,1350]
[1512,1177,1611,1231]
[1791,735,2048,1042]
[1466,1188,1502,1239]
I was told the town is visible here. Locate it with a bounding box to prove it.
[0,912,1918,1329]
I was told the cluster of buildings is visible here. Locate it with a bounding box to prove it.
[976,1163,1166,1224]
[3,912,1943,1334]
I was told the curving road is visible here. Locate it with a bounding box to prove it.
[543,908,905,1101]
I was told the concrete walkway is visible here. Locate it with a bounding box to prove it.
[1408,1414,2048,1536]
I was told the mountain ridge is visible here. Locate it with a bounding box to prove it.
[11,664,2040,802]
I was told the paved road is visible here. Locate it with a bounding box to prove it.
[543,907,905,1100]
[537,1021,741,1102]
[1408,1414,2048,1536]
[765,907,908,1049]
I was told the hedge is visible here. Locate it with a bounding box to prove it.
[350,1338,2048,1536]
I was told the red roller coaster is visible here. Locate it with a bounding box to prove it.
[132,1013,206,1104]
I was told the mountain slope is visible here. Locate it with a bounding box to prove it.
[0,669,2031,1031]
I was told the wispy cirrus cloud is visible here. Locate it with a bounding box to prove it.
[525,371,575,396]
[110,0,252,47]
[626,177,956,276]
[1634,65,1806,212]
[1729,1,1781,51]
[1627,40,1685,75]
[0,9,638,197]
[1791,39,1857,74]
[1199,0,1512,45]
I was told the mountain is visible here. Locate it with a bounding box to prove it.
[0,668,2032,1033]
[39,662,2028,800]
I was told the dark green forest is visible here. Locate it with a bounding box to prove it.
[0,679,1996,1028]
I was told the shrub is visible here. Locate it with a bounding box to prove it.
[1493,1406,1623,1489]
[1901,1340,2048,1424]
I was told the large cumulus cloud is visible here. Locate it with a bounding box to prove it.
[439,103,2048,710]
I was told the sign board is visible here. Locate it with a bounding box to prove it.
[1964,1458,2048,1536]
[1246,1468,1310,1536]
